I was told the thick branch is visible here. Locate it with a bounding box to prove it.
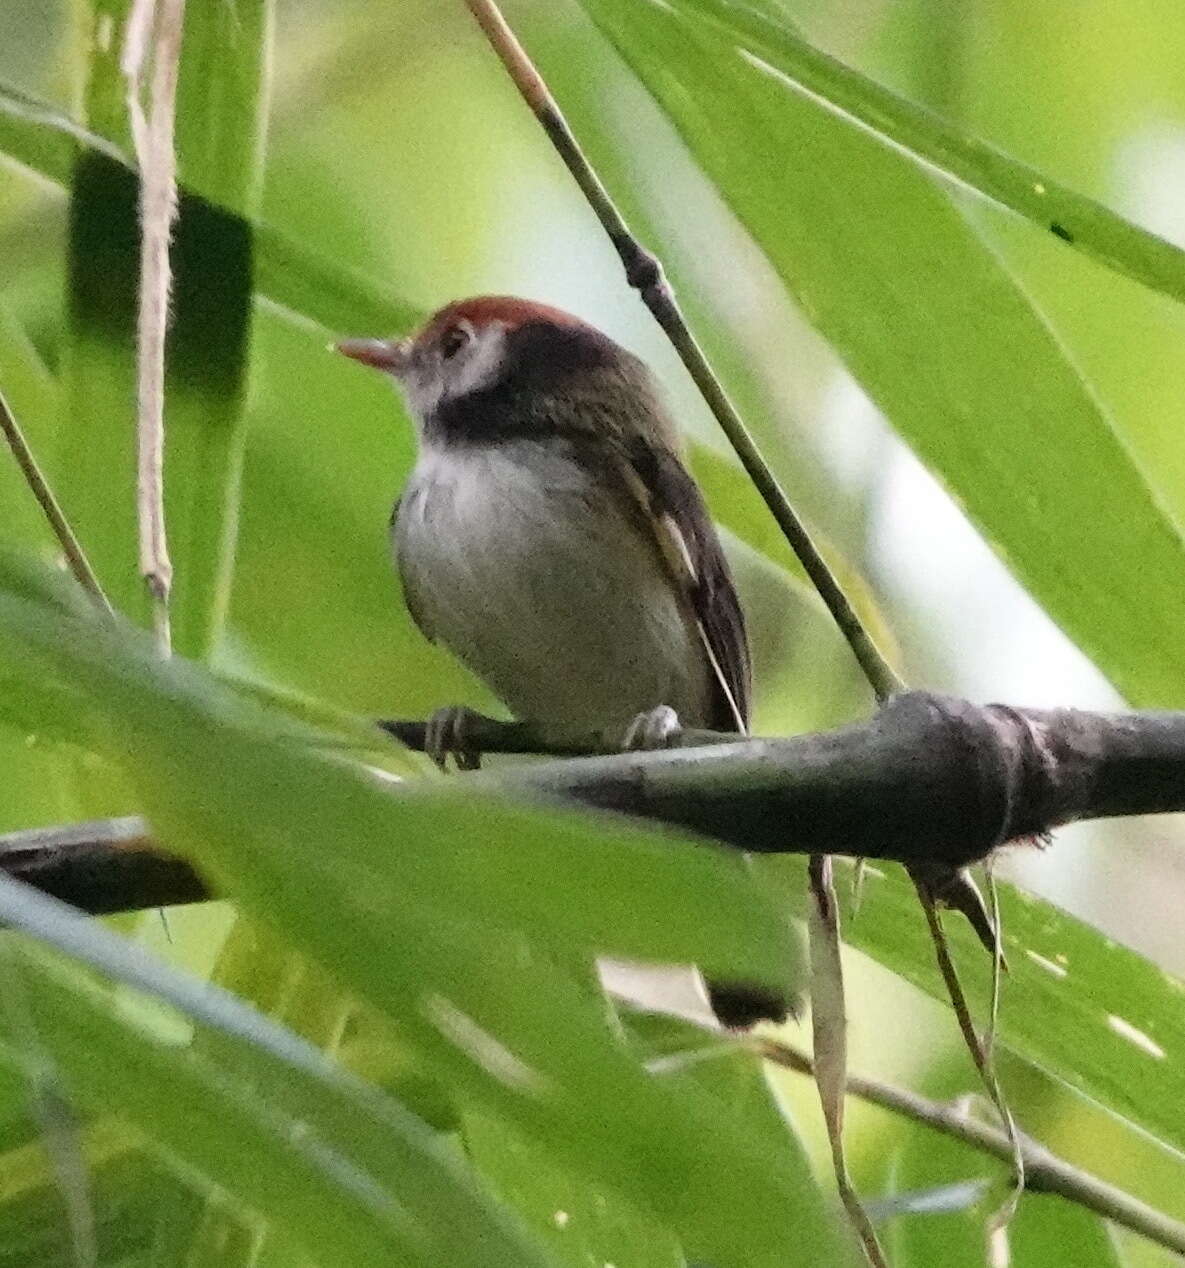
[7,692,1185,916]
[426,692,1185,865]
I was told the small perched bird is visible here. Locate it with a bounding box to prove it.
[338,296,786,1027]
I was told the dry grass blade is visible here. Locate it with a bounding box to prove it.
[808,855,888,1267]
[984,867,1024,1264]
[122,0,188,654]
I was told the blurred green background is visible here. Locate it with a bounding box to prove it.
[4,0,1185,1263]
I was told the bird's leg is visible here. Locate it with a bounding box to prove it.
[423,706,485,771]
[621,704,683,751]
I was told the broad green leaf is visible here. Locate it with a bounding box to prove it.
[0,302,56,457]
[462,1110,686,1268]
[575,0,1185,708]
[0,310,85,837]
[18,956,532,1266]
[1008,1190,1125,1268]
[873,1125,1123,1267]
[626,1011,854,1263]
[0,77,416,338]
[0,300,60,573]
[55,1,264,661]
[0,877,553,1267]
[174,0,271,218]
[0,1122,203,1268]
[673,0,1185,309]
[0,79,124,180]
[166,0,271,661]
[57,151,146,625]
[0,573,832,1268]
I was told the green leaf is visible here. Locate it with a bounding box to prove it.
[0,1121,204,1268]
[574,0,1185,709]
[56,147,255,656]
[0,77,418,338]
[0,571,832,1268]
[462,1110,686,1268]
[164,0,272,661]
[53,152,148,631]
[673,0,1185,308]
[626,1012,854,1263]
[53,1,266,660]
[0,905,550,1267]
[1008,1188,1124,1268]
[0,79,123,183]
[0,302,59,561]
[174,0,271,217]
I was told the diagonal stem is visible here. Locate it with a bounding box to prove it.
[0,387,113,616]
[755,1036,1185,1258]
[460,0,902,703]
[919,889,1025,1254]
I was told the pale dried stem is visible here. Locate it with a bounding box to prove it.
[985,868,1024,1260]
[808,855,888,1267]
[122,0,187,654]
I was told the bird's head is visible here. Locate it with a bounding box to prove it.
[337,296,660,444]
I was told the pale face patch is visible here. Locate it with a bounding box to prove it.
[399,321,509,421]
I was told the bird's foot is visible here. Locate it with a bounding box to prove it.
[424,706,484,772]
[621,705,683,751]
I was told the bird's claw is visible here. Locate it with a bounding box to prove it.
[424,706,483,772]
[621,705,682,751]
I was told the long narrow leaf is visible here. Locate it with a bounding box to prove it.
[0,920,549,1267]
[674,0,1185,307]
[574,0,1185,709]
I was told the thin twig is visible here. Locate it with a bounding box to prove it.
[0,389,113,616]
[754,1037,1185,1258]
[919,889,1025,1256]
[460,0,902,703]
[123,0,187,654]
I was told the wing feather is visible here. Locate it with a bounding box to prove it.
[608,438,751,734]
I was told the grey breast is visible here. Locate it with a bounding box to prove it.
[393,437,711,741]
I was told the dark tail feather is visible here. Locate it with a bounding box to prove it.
[707,980,792,1029]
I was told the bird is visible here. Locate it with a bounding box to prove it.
[338,295,788,1028]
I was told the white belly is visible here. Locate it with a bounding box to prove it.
[393,440,711,741]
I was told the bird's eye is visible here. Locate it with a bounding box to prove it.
[439,325,471,361]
